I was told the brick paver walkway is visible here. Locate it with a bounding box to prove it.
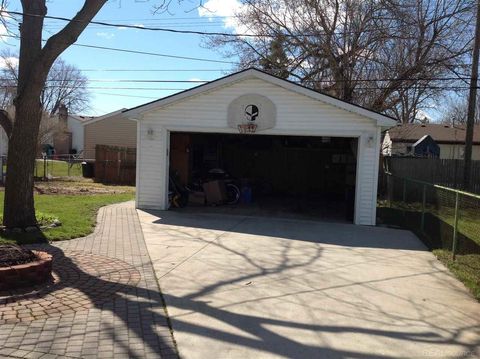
[0,201,177,359]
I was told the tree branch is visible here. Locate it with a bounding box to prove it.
[38,0,108,72]
[0,109,13,137]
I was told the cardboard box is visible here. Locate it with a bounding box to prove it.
[203,180,227,205]
[188,191,206,206]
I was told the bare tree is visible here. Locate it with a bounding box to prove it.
[206,0,475,123]
[0,0,200,229]
[440,94,480,125]
[0,51,90,115]
[1,105,65,154]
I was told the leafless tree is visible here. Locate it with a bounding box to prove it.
[0,50,90,115]
[440,94,480,125]
[1,105,70,156]
[0,0,199,229]
[206,0,475,123]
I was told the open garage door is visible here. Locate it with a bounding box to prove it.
[169,132,358,223]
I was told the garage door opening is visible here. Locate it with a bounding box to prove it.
[169,132,358,222]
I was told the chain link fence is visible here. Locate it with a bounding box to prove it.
[34,155,84,179]
[378,173,480,259]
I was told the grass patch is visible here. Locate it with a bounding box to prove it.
[378,201,480,301]
[433,249,480,301]
[34,159,83,178]
[379,200,480,245]
[0,192,134,245]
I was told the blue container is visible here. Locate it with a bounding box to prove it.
[241,186,252,204]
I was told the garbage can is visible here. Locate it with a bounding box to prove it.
[81,161,95,178]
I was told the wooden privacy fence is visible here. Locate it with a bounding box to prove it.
[95,145,136,185]
[384,157,480,194]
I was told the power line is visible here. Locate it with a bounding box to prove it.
[0,85,476,91]
[72,43,235,64]
[93,92,162,99]
[76,69,228,72]
[94,16,234,21]
[2,32,472,74]
[0,9,427,39]
[1,34,238,64]
[0,76,473,84]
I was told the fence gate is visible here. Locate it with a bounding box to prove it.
[95,145,136,185]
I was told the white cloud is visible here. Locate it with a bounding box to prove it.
[117,24,144,32]
[0,56,18,69]
[198,0,249,34]
[96,32,115,40]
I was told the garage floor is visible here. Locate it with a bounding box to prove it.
[172,196,350,223]
[137,210,480,359]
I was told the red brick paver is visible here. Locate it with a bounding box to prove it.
[0,202,177,359]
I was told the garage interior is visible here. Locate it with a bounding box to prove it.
[169,132,358,222]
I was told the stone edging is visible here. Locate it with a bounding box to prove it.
[0,251,52,291]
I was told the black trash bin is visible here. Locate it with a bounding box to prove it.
[81,161,95,178]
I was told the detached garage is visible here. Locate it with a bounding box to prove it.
[124,69,396,225]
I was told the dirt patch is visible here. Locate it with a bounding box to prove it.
[31,179,135,195]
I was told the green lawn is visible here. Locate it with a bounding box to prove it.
[0,192,134,244]
[378,201,480,301]
[34,159,83,178]
[433,249,480,301]
[381,200,480,245]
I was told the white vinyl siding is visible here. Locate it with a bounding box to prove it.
[135,77,383,225]
[142,79,375,133]
[67,118,84,154]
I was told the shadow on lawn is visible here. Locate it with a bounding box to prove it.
[17,209,480,359]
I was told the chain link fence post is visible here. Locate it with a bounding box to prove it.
[421,184,426,233]
[43,155,47,181]
[452,191,460,261]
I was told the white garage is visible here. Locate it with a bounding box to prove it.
[123,69,396,225]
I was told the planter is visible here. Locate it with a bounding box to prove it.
[0,251,53,291]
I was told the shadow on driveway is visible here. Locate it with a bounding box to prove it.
[139,209,480,359]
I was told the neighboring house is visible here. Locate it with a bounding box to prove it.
[68,114,94,154]
[0,107,134,159]
[82,108,134,160]
[383,123,480,160]
[123,68,396,226]
[0,105,91,157]
[409,135,440,158]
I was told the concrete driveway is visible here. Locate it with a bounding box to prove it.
[137,210,480,359]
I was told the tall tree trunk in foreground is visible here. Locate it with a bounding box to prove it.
[2,0,107,228]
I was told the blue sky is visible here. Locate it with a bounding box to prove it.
[0,0,242,115]
[0,0,450,121]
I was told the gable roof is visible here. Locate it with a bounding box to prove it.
[387,123,480,145]
[68,114,95,123]
[82,108,128,126]
[122,68,397,128]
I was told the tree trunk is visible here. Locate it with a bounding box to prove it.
[2,0,107,229]
[3,97,43,228]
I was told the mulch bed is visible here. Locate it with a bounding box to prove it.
[0,245,38,267]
